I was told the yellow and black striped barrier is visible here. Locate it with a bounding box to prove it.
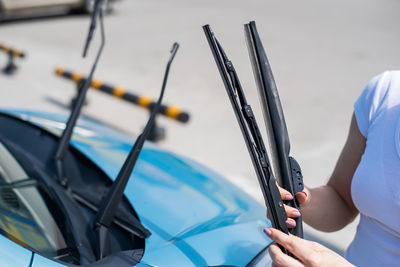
[0,43,26,58]
[55,67,190,123]
[0,43,26,75]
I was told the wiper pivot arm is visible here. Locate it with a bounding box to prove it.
[72,191,150,239]
[82,0,104,57]
[93,42,179,260]
[0,178,37,189]
[53,2,106,188]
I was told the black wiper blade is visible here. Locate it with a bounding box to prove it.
[244,21,304,237]
[93,42,179,260]
[53,2,106,187]
[203,25,288,237]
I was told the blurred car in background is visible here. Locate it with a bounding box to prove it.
[0,0,116,21]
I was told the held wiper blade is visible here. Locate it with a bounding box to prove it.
[53,4,106,187]
[93,42,179,260]
[203,25,288,237]
[244,21,304,237]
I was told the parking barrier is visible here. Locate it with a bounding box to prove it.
[55,67,190,124]
[0,43,26,75]
[55,67,191,142]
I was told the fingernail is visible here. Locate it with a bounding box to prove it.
[263,228,272,236]
[291,211,301,217]
[285,194,293,200]
[286,220,296,227]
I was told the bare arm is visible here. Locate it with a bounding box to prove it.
[300,113,365,231]
[272,113,365,263]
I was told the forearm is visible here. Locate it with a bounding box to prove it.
[280,114,363,232]
[300,114,363,232]
[301,185,358,232]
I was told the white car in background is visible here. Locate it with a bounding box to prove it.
[0,0,115,20]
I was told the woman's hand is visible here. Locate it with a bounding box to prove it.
[265,228,354,267]
[277,184,311,228]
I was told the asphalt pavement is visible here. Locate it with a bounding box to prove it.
[1,0,400,252]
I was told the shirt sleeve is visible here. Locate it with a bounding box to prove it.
[354,71,391,137]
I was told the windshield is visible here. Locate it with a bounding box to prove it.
[0,141,68,256]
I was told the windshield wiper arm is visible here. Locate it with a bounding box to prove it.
[203,25,289,240]
[244,21,304,237]
[71,190,150,239]
[83,0,104,57]
[0,178,37,189]
[93,42,179,260]
[53,1,106,187]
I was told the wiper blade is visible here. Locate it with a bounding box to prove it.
[244,21,304,237]
[203,25,288,238]
[93,42,179,260]
[53,1,106,187]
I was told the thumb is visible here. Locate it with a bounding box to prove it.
[295,186,311,206]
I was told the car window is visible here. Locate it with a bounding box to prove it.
[0,141,67,256]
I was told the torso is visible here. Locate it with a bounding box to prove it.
[346,71,400,266]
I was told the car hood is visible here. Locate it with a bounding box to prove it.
[3,109,272,266]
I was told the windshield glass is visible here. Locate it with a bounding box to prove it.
[0,141,67,255]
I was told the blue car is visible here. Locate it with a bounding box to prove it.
[0,109,273,266]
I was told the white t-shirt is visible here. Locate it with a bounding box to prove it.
[345,71,400,266]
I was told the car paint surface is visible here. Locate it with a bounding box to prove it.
[1,109,272,266]
[0,234,33,267]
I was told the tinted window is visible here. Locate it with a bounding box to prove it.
[0,142,67,255]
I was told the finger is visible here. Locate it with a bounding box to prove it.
[264,228,312,262]
[276,183,293,201]
[295,187,311,206]
[286,218,296,228]
[269,243,304,267]
[284,204,301,218]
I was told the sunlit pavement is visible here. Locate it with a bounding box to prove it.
[1,0,399,252]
